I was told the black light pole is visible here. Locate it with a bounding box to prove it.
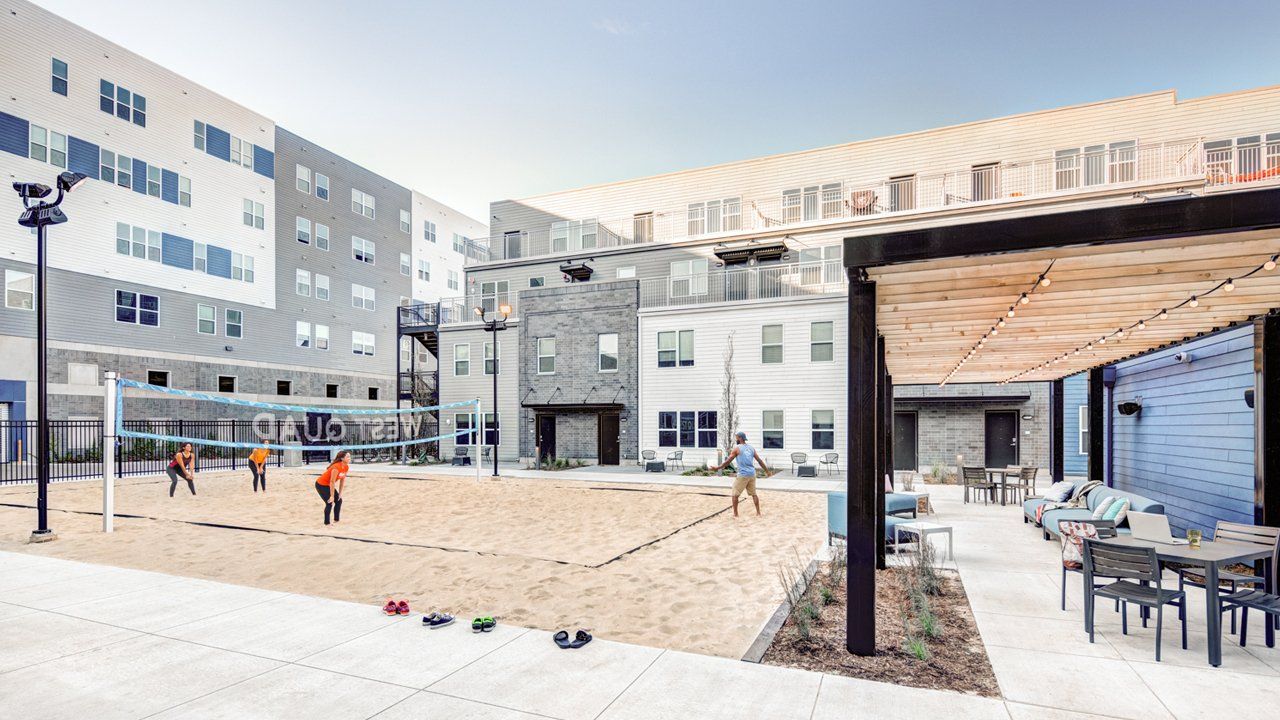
[474,303,510,477]
[14,172,88,543]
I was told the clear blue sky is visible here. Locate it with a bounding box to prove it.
[36,0,1280,222]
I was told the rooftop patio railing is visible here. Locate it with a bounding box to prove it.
[638,259,847,310]
[437,293,518,325]
[465,136,1228,265]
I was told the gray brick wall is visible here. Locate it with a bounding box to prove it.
[893,382,1050,472]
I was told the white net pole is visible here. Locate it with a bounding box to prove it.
[102,371,117,533]
[474,398,481,483]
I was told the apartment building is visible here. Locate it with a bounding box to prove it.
[0,0,483,426]
[427,84,1280,470]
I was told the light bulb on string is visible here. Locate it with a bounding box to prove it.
[1007,308,1016,318]
[1266,257,1277,271]
[998,318,1006,327]
[1159,309,1169,320]
[1190,296,1199,308]
[1039,275,1051,287]
[1137,320,1146,330]
[1224,279,1235,293]
[1019,293,1030,305]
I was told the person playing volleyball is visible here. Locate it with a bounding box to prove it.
[167,442,196,497]
[314,450,351,526]
[248,440,270,492]
[712,431,767,517]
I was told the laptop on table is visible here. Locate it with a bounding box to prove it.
[1126,511,1190,545]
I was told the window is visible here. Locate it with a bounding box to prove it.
[277,380,291,396]
[244,198,264,226]
[5,270,34,310]
[1078,406,1089,454]
[315,324,329,350]
[296,165,311,193]
[453,233,467,253]
[417,259,430,282]
[810,321,834,362]
[352,236,375,264]
[670,259,709,297]
[326,383,339,398]
[351,188,375,218]
[616,266,636,279]
[115,290,159,326]
[100,80,145,126]
[423,220,436,242]
[633,212,653,243]
[194,243,207,272]
[51,58,68,96]
[447,269,459,291]
[763,410,784,449]
[658,412,677,447]
[480,280,509,314]
[550,219,600,253]
[1055,140,1137,190]
[196,304,216,335]
[399,252,410,276]
[761,324,783,363]
[218,376,236,393]
[225,309,243,338]
[147,165,161,197]
[230,136,253,169]
[686,197,741,235]
[887,174,916,212]
[368,387,380,401]
[537,337,555,374]
[477,413,500,446]
[315,274,330,301]
[679,411,696,447]
[598,333,618,372]
[811,410,835,450]
[302,223,324,253]
[193,120,206,151]
[352,284,375,311]
[454,344,470,376]
[797,245,843,284]
[528,276,544,288]
[115,224,161,263]
[697,411,718,448]
[296,217,311,244]
[455,413,475,445]
[315,173,329,201]
[399,209,411,233]
[484,341,500,375]
[657,330,694,367]
[295,269,311,296]
[178,176,191,207]
[295,321,311,348]
[99,148,115,183]
[116,153,132,189]
[352,331,375,356]
[28,124,47,162]
[232,253,254,283]
[147,370,169,387]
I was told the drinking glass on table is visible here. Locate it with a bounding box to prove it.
[1186,528,1202,549]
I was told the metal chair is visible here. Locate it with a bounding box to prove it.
[1223,589,1280,649]
[665,450,684,471]
[819,453,840,475]
[451,447,470,466]
[1005,466,1037,504]
[639,449,656,467]
[1083,539,1187,661]
[1176,521,1280,635]
[962,466,996,505]
[790,452,808,474]
[1058,519,1118,611]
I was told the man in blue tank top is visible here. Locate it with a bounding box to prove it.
[714,431,769,517]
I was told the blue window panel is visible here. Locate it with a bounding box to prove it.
[161,169,179,204]
[131,158,147,194]
[67,136,99,180]
[160,233,193,270]
[0,111,29,157]
[253,145,274,179]
[206,245,232,278]
[205,124,230,161]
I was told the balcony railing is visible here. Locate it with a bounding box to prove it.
[398,371,438,405]
[437,294,518,325]
[397,302,439,329]
[466,136,1220,266]
[639,259,846,310]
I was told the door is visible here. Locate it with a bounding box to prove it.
[536,414,556,464]
[892,411,917,471]
[598,413,620,465]
[984,410,1019,468]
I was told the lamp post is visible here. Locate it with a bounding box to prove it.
[474,302,510,477]
[13,172,89,543]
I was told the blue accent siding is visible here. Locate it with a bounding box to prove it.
[205,124,231,161]
[67,136,99,180]
[131,158,147,194]
[0,111,29,157]
[0,379,28,462]
[1063,373,1088,476]
[253,145,274,178]
[206,245,232,278]
[161,169,179,204]
[1110,326,1255,536]
[160,233,193,270]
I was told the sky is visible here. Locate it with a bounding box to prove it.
[34,0,1280,224]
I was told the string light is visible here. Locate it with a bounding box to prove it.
[1019,293,1030,305]
[1159,309,1169,320]
[997,318,1006,327]
[1137,320,1146,330]
[940,260,1055,385]
[1007,308,1016,318]
[1189,296,1199,308]
[1224,278,1235,293]
[1039,274,1052,287]
[1266,256,1277,271]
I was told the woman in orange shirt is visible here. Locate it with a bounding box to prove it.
[248,441,270,492]
[314,450,351,526]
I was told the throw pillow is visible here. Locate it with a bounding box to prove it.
[1091,496,1116,520]
[1044,481,1074,503]
[1103,498,1131,524]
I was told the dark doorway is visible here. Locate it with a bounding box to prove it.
[598,413,621,465]
[537,414,556,464]
[985,410,1019,468]
[893,411,918,471]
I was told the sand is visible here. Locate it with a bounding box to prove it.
[0,469,825,658]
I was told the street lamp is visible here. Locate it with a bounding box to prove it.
[473,302,511,477]
[14,171,88,543]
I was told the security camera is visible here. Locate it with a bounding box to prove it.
[1173,352,1192,364]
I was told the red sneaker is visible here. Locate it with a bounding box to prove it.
[382,600,398,616]
[396,600,411,616]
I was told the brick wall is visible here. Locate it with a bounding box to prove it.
[894,382,1050,473]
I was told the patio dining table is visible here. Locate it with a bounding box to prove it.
[984,467,1019,505]
[1098,535,1275,667]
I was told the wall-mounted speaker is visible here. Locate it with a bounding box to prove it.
[1245,389,1255,409]
[1117,398,1143,416]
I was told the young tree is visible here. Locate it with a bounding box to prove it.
[719,331,739,461]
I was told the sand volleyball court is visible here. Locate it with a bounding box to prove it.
[0,469,825,657]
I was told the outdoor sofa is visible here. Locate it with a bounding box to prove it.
[1023,480,1164,540]
[826,491,918,545]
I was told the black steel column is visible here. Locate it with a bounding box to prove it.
[1088,367,1105,483]
[875,336,887,571]
[847,277,877,656]
[1050,378,1064,482]
[33,222,50,538]
[1256,314,1280,527]
[885,373,894,483]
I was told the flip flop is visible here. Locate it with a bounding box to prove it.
[481,617,496,632]
[554,630,573,649]
[427,613,455,629]
[396,600,411,616]
[382,600,398,616]
[570,630,592,649]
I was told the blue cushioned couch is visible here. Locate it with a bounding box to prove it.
[827,491,918,544]
[1023,480,1164,540]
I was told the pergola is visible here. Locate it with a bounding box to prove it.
[840,186,1280,656]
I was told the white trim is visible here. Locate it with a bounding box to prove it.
[196,303,217,335]
[598,333,619,373]
[453,343,470,376]
[1078,405,1089,455]
[536,337,555,375]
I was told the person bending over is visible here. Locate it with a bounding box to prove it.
[167,442,196,497]
[314,450,351,526]
[248,440,270,492]
[713,431,767,517]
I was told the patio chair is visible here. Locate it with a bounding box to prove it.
[1083,539,1187,661]
[639,449,656,467]
[1005,466,1037,505]
[1058,519,1118,611]
[1175,521,1280,635]
[1222,589,1280,649]
[962,466,996,505]
[481,446,492,463]
[820,453,840,475]
[666,450,685,471]
[790,452,808,474]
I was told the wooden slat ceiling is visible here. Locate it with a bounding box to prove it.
[869,230,1280,385]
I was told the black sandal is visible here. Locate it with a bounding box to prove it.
[553,630,573,648]
[569,629,592,648]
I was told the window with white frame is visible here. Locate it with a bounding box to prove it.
[193,243,207,273]
[616,266,636,279]
[315,222,329,251]
[550,219,599,253]
[797,245,843,284]
[315,173,329,200]
[762,410,784,449]
[480,280,509,314]
[761,324,783,363]
[352,236,375,264]
[352,284,376,311]
[423,220,436,242]
[686,197,741,235]
[99,148,115,183]
[232,253,254,283]
[399,209,411,233]
[657,330,694,367]
[5,270,34,310]
[351,188,375,219]
[115,290,159,326]
[417,259,430,281]
[1078,406,1089,454]
[399,252,411,276]
[528,276,544,288]
[296,217,311,244]
[193,120,206,151]
[455,413,475,445]
[537,337,555,374]
[27,125,47,163]
[697,411,718,448]
[811,410,835,450]
[296,165,311,194]
[243,200,264,229]
[454,344,470,376]
[352,331,375,356]
[484,341,499,375]
[447,269,459,291]
[115,152,132,189]
[658,412,678,447]
[670,259,709,297]
[1055,140,1137,190]
[810,321,834,362]
[115,223,161,263]
[296,269,311,296]
[99,80,145,126]
[51,58,68,96]
[633,212,653,243]
[144,164,160,197]
[782,183,842,223]
[196,304,216,335]
[296,321,311,348]
[598,333,618,372]
[230,136,253,169]
[178,176,191,207]
[452,233,467,253]
[315,324,329,350]
[225,308,242,338]
[482,413,500,446]
[315,273,330,301]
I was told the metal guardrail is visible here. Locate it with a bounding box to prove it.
[639,259,847,309]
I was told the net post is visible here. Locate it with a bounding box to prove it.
[474,398,481,483]
[102,371,118,533]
